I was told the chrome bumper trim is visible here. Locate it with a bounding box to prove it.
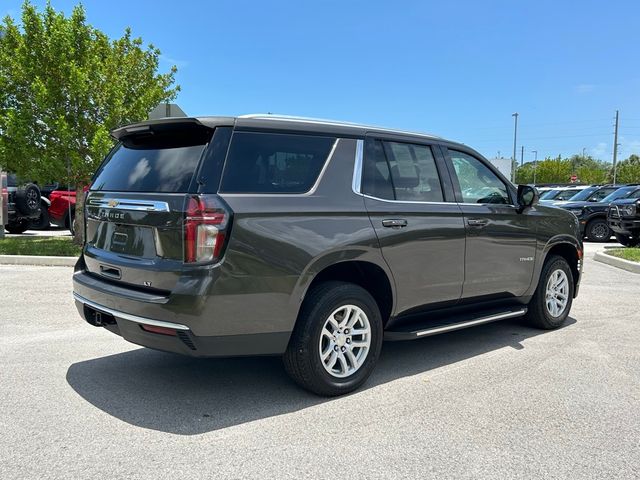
[73,292,190,331]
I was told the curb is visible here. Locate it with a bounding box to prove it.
[0,255,77,267]
[593,251,640,274]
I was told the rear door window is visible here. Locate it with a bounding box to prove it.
[91,128,211,192]
[220,132,336,194]
[362,139,444,202]
[362,140,394,200]
[384,142,444,202]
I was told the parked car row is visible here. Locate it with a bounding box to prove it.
[534,183,640,243]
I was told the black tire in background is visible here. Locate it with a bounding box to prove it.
[68,212,76,235]
[30,204,51,230]
[525,255,574,330]
[585,218,611,242]
[5,220,30,234]
[14,183,41,216]
[614,233,640,247]
[284,281,383,396]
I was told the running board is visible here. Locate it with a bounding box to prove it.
[384,307,527,341]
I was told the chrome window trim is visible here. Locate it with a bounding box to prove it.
[87,198,170,212]
[458,202,518,208]
[219,138,339,198]
[351,139,364,195]
[73,292,190,331]
[362,194,453,206]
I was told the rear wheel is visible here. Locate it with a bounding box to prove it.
[526,255,574,329]
[615,233,640,247]
[585,218,610,242]
[284,281,383,396]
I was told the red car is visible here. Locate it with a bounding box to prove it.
[49,189,79,233]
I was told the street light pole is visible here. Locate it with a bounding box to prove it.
[512,112,519,183]
[613,110,619,185]
[532,150,538,185]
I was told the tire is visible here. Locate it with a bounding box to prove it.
[30,205,50,230]
[585,218,610,242]
[66,211,76,235]
[14,184,41,216]
[284,281,383,396]
[5,220,30,234]
[525,255,574,330]
[615,233,640,247]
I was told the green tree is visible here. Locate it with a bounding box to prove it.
[568,154,610,184]
[611,154,640,183]
[514,154,610,184]
[0,1,179,242]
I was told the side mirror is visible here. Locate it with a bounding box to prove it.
[588,197,599,202]
[517,184,538,212]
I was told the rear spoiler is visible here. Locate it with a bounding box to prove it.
[111,116,235,141]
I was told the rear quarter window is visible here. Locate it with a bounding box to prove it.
[219,132,336,194]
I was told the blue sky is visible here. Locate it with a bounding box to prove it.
[4,0,640,162]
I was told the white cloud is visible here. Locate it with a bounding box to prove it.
[592,142,607,158]
[160,54,189,69]
[617,136,640,158]
[575,84,596,94]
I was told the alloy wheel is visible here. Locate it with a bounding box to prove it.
[318,305,371,378]
[545,269,569,317]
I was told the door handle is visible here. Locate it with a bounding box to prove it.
[382,218,408,228]
[467,218,489,227]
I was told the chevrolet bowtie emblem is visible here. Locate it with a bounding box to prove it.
[107,199,119,208]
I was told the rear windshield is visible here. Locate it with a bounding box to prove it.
[91,129,210,192]
[219,132,336,194]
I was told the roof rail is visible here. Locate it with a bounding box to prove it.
[237,113,443,139]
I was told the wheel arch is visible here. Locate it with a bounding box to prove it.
[297,259,396,328]
[540,237,582,297]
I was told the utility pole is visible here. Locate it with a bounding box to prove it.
[512,112,519,183]
[521,145,524,166]
[612,110,619,185]
[532,150,538,185]
[582,147,586,158]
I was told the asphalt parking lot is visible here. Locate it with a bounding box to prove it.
[1,243,639,479]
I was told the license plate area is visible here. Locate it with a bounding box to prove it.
[106,224,156,257]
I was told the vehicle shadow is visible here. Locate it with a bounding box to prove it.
[66,317,576,435]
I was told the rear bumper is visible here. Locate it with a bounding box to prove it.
[73,291,290,357]
[608,218,640,236]
[73,260,291,357]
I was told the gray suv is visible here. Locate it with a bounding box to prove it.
[73,115,583,395]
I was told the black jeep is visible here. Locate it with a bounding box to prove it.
[4,173,42,234]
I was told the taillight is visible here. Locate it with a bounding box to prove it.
[184,195,231,264]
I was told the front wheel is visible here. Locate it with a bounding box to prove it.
[525,255,574,330]
[585,218,610,242]
[615,233,640,247]
[284,281,383,396]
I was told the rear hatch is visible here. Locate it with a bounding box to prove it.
[84,121,231,292]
